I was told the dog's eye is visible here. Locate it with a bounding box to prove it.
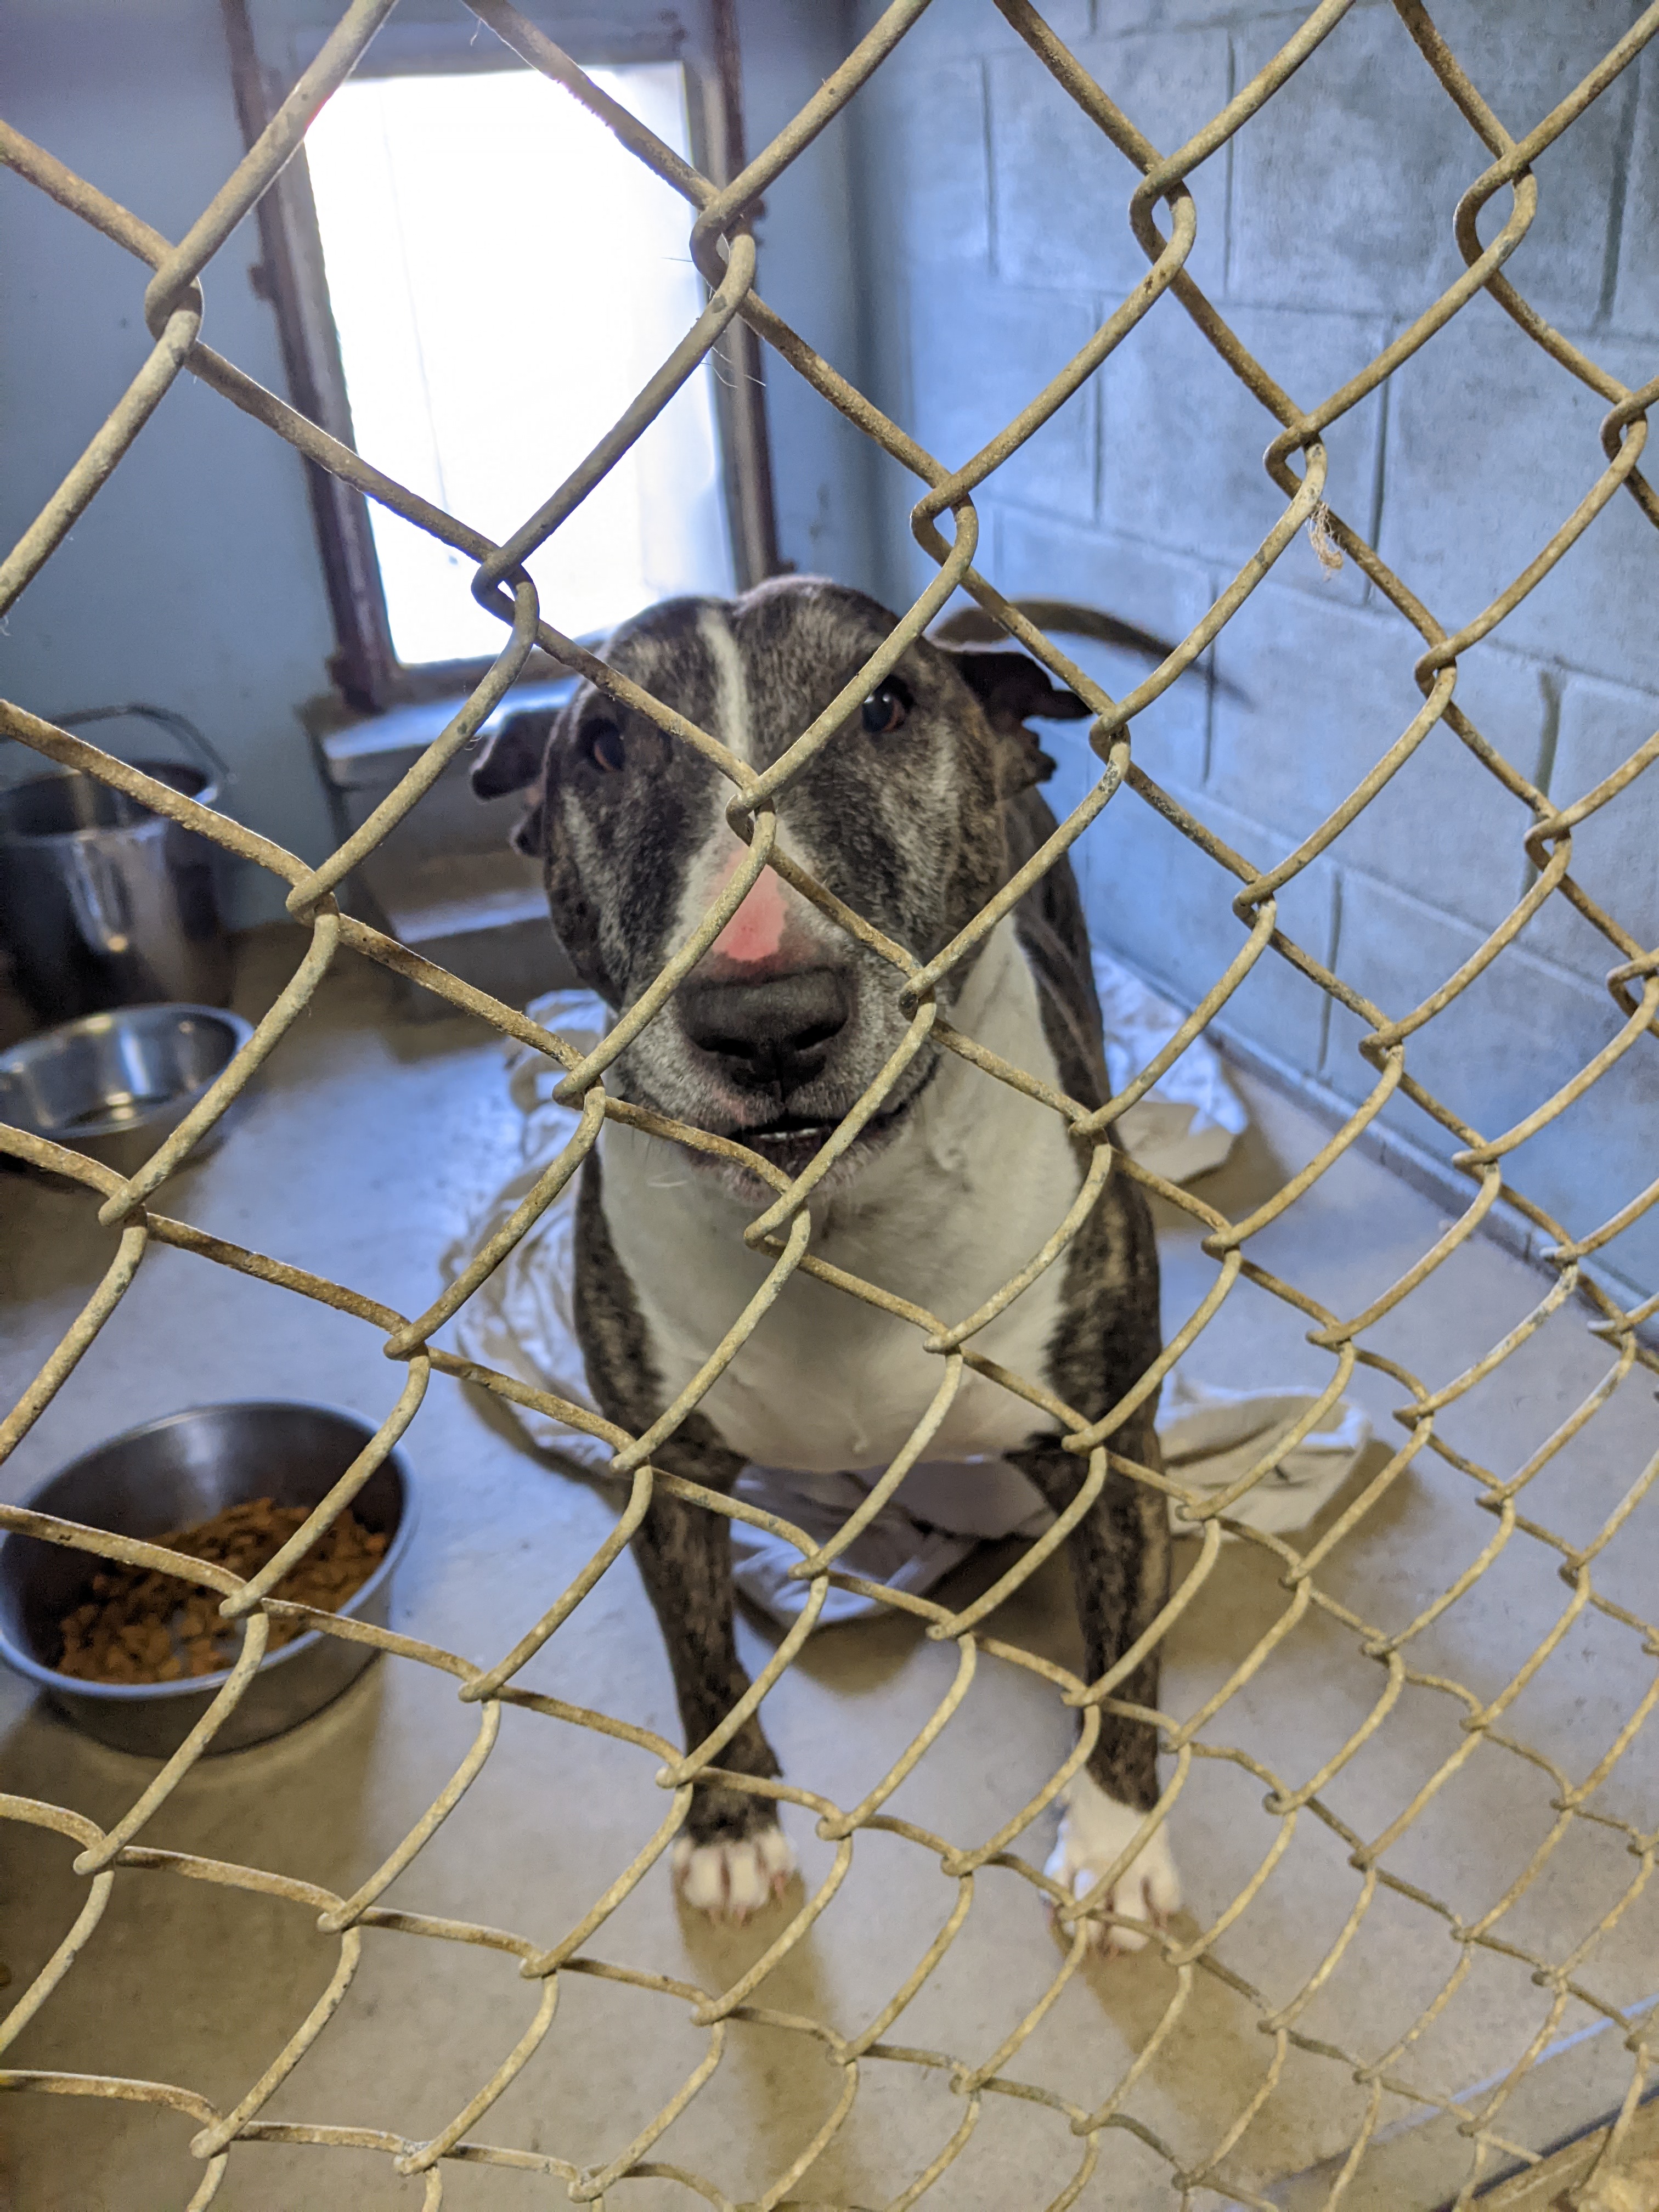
[860,682,910,736]
[579,720,625,774]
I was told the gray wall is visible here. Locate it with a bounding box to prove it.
[847,0,1659,1297]
[0,0,878,925]
[1,0,342,925]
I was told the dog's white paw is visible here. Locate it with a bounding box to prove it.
[1045,1769,1180,1956]
[672,1825,796,1923]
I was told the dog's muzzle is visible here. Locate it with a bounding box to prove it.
[678,968,851,1105]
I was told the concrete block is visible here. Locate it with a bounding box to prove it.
[1524,673,1659,980]
[1324,873,1659,1291]
[1080,773,1339,1080]
[1412,1,1640,335]
[1208,584,1549,932]
[1229,4,1633,329]
[851,0,1096,67]
[905,268,1100,520]
[1069,0,1259,26]
[1376,300,1659,692]
[741,0,884,591]
[989,27,1231,301]
[1095,300,1389,606]
[859,59,992,270]
[1613,47,1659,338]
[992,507,1216,792]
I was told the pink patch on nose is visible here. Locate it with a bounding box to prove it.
[712,866,788,966]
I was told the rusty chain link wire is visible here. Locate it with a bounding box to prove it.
[3,0,1659,2203]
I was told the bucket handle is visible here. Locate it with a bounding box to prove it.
[48,703,232,791]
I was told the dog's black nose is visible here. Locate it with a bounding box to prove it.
[679,969,851,1096]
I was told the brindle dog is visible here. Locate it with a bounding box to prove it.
[472,577,1178,1951]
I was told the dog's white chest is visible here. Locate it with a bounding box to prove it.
[600,921,1082,1472]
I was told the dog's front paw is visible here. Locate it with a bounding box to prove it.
[672,1824,796,1923]
[1045,1769,1180,1956]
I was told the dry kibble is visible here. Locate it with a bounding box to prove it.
[54,1498,388,1686]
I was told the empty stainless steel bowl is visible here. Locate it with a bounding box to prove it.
[0,1002,253,1177]
[0,1403,416,1757]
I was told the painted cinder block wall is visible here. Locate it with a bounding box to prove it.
[845,0,1659,1297]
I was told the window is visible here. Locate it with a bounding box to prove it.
[302,63,735,668]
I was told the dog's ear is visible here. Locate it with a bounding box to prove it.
[470,708,554,800]
[472,708,554,856]
[946,647,1089,794]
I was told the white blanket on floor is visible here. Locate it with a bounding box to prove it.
[443,966,1369,1627]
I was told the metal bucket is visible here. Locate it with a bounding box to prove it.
[0,703,234,1022]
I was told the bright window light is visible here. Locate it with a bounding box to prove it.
[303,64,734,665]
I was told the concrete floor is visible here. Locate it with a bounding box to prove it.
[1,928,1655,2210]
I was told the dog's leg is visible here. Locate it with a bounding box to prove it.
[1011,1410,1180,1955]
[631,1435,797,1920]
[572,1153,793,1921]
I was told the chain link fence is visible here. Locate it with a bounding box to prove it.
[3,1,1658,2204]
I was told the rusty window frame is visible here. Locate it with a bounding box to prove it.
[221,0,780,715]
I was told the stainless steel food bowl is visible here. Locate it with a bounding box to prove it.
[0,1002,253,1177]
[0,1404,416,1757]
